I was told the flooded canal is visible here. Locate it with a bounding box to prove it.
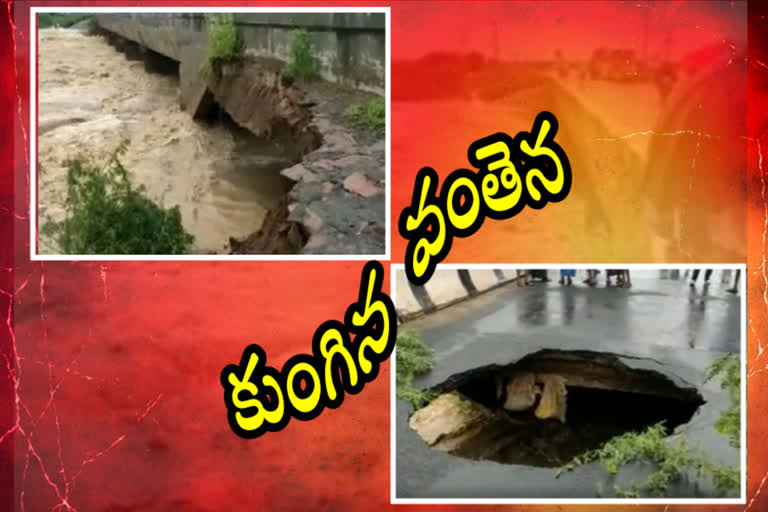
[37,28,294,253]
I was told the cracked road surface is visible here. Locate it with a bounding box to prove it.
[395,269,742,499]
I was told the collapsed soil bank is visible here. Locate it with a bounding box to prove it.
[408,350,704,468]
[167,37,386,255]
[38,28,386,255]
[180,48,386,255]
[221,70,387,255]
[196,55,322,254]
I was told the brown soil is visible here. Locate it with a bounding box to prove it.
[210,57,322,157]
[228,195,307,254]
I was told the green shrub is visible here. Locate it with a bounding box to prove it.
[38,13,91,29]
[704,354,741,448]
[396,387,437,410]
[345,96,385,131]
[202,14,244,78]
[558,354,742,497]
[44,145,194,255]
[287,29,319,81]
[395,331,437,409]
[396,331,435,380]
[558,423,740,497]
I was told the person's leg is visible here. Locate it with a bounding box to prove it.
[727,269,741,293]
[704,269,713,282]
[690,269,700,286]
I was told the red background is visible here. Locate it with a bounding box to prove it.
[3,1,768,511]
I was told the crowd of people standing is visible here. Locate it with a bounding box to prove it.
[514,269,741,293]
[515,269,630,287]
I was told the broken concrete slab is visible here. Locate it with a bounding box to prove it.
[534,374,567,423]
[266,81,385,255]
[500,373,539,412]
[281,163,318,183]
[343,171,383,198]
[409,392,493,449]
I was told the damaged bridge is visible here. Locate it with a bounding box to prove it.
[90,13,386,255]
[92,13,385,92]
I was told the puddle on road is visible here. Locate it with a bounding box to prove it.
[408,350,704,468]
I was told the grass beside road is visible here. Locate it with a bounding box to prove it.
[396,331,437,409]
[558,354,741,498]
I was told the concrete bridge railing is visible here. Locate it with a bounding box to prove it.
[93,13,385,93]
[395,269,523,322]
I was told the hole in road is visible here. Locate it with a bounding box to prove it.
[408,350,705,468]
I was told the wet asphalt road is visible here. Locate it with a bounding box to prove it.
[395,270,743,499]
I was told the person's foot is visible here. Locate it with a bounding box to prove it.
[689,281,696,287]
[558,278,564,285]
[727,287,738,294]
[567,277,572,286]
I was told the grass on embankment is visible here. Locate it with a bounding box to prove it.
[42,144,195,255]
[286,29,320,81]
[202,14,245,79]
[38,14,91,29]
[345,96,385,132]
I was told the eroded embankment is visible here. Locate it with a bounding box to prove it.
[39,28,385,255]
[211,59,386,255]
[38,29,295,254]
[409,350,704,468]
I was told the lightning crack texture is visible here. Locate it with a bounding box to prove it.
[2,261,165,511]
[2,3,768,512]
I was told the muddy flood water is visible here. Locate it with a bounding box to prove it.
[38,28,295,254]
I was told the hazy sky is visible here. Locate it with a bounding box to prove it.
[394,1,747,61]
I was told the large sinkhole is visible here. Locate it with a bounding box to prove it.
[408,350,705,468]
